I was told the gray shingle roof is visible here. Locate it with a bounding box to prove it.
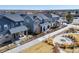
[51,14,59,17]
[3,14,24,22]
[26,14,49,22]
[26,14,34,20]
[26,14,42,21]
[37,14,49,20]
[9,26,28,34]
[44,13,52,18]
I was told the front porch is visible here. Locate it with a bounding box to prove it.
[40,22,51,33]
[9,26,28,42]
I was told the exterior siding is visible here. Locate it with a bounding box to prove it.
[24,16,34,33]
[0,15,27,44]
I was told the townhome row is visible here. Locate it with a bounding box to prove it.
[0,13,60,44]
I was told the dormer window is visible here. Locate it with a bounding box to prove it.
[11,23,14,28]
[15,23,19,26]
[0,25,2,31]
[33,16,37,19]
[20,22,23,26]
[4,24,8,30]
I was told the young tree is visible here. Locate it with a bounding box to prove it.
[66,12,73,23]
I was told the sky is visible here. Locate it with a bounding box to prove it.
[0,5,79,10]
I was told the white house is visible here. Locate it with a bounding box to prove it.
[72,17,79,25]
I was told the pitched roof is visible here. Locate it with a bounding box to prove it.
[3,14,24,22]
[26,14,34,20]
[26,14,50,22]
[37,13,49,19]
[44,13,52,18]
[51,14,59,17]
[26,14,42,21]
[9,26,28,34]
[40,22,51,26]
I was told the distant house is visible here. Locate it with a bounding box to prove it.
[0,14,28,44]
[72,17,79,25]
[45,13,60,28]
[45,13,60,22]
[51,13,60,21]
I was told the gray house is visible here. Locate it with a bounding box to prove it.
[0,14,28,44]
[23,13,51,34]
[23,14,41,34]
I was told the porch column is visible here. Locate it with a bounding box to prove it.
[24,31,28,35]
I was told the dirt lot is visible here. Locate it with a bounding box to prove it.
[21,41,54,53]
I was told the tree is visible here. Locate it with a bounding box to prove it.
[45,36,53,45]
[10,11,16,14]
[66,12,73,23]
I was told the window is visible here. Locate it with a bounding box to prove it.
[43,26,45,31]
[0,25,1,31]
[11,23,14,28]
[47,25,50,28]
[40,26,42,32]
[4,24,8,30]
[26,20,29,23]
[16,23,18,25]
[35,20,40,24]
[20,22,23,26]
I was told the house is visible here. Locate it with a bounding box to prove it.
[0,14,28,44]
[58,17,68,27]
[23,14,42,34]
[51,13,60,20]
[72,17,79,25]
[44,13,60,28]
[51,14,60,27]
[23,13,51,34]
[36,14,51,32]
